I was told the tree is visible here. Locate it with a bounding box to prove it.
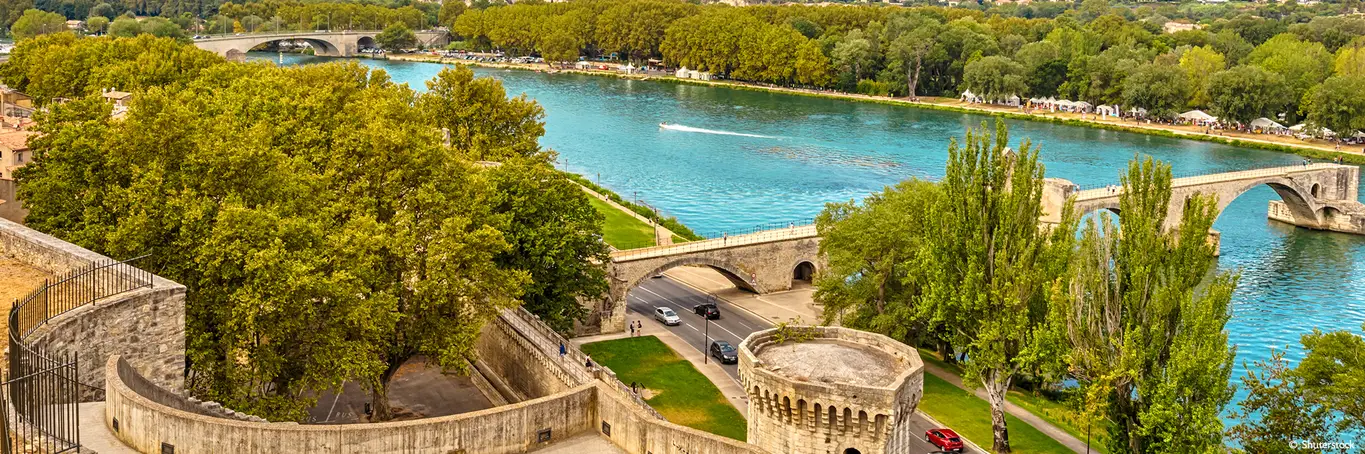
[1246,33,1333,120]
[107,16,138,36]
[438,0,464,28]
[89,1,113,19]
[1228,350,1336,453]
[85,15,107,34]
[1205,65,1292,125]
[375,22,416,51]
[10,8,65,40]
[814,179,942,343]
[538,28,580,67]
[1299,75,1365,136]
[930,121,1075,453]
[1333,40,1365,78]
[1121,63,1190,119]
[1052,157,1238,454]
[486,159,609,334]
[888,26,937,98]
[793,40,833,88]
[417,64,545,161]
[832,30,875,83]
[961,56,1027,101]
[1179,46,1226,107]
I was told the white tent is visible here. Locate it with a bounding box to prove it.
[1097,105,1120,117]
[675,66,689,78]
[575,61,591,70]
[1005,95,1021,106]
[1074,101,1093,110]
[1178,110,1217,122]
[1250,117,1286,130]
[1129,107,1149,117]
[1289,123,1306,131]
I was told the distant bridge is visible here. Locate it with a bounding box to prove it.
[192,30,449,59]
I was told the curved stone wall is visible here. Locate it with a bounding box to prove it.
[105,355,598,454]
[738,326,923,454]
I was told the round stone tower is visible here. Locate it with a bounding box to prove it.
[738,326,924,454]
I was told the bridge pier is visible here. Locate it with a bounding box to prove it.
[1268,200,1365,235]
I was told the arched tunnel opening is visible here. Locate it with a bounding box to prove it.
[618,262,768,372]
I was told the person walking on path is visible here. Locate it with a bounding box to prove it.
[636,320,643,337]
[559,342,566,360]
[585,355,593,369]
[629,323,635,337]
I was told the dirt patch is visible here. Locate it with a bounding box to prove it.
[0,258,51,339]
[640,388,659,400]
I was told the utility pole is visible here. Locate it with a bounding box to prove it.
[702,316,711,364]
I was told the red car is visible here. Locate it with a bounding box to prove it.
[926,428,964,452]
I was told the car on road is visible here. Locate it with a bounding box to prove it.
[693,302,720,319]
[709,340,738,364]
[654,307,681,326]
[926,428,964,452]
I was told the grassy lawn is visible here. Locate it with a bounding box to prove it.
[916,348,1107,453]
[586,196,656,249]
[920,373,1072,453]
[581,336,747,441]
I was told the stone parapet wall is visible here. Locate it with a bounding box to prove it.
[113,357,264,422]
[586,382,765,454]
[0,217,95,274]
[106,355,598,454]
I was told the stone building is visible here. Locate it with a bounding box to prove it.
[739,326,924,454]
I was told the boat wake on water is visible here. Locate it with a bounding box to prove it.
[659,123,776,139]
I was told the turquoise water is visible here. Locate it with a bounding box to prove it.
[257,54,1365,419]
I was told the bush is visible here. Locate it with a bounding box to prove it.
[855,79,893,97]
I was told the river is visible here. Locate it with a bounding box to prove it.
[254,53,1365,421]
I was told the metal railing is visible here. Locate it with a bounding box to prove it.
[2,255,154,453]
[1074,163,1345,198]
[611,222,818,260]
[504,308,665,421]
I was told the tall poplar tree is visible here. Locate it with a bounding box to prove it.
[930,121,1076,453]
[1052,157,1238,453]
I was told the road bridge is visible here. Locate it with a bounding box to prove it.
[192,30,449,60]
[583,163,1365,335]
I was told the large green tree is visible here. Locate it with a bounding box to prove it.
[930,122,1076,453]
[1245,33,1333,121]
[375,22,416,51]
[10,8,65,40]
[1205,65,1292,126]
[1052,157,1238,454]
[961,55,1027,101]
[1178,46,1226,107]
[1301,75,1365,137]
[1121,63,1190,118]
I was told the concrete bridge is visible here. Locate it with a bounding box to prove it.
[1042,163,1365,235]
[192,30,449,60]
[585,224,821,334]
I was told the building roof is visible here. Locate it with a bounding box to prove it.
[103,91,133,101]
[0,129,36,151]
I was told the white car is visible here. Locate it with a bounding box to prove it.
[654,307,681,326]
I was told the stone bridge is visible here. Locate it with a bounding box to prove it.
[586,225,821,334]
[1042,163,1365,236]
[192,30,449,59]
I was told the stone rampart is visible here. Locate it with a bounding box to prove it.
[0,217,186,393]
[106,355,598,454]
[593,381,764,454]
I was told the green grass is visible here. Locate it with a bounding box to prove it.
[916,348,1108,452]
[581,336,747,441]
[586,196,657,249]
[919,373,1072,454]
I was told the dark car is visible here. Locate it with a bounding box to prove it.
[709,340,738,364]
[926,428,964,452]
[694,302,720,319]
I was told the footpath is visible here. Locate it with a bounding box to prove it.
[575,183,677,247]
[664,266,1089,454]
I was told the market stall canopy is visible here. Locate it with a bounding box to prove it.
[1178,110,1217,122]
[1250,118,1286,129]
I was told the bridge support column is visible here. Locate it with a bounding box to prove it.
[1269,200,1365,235]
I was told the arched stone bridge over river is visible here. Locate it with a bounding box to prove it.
[581,163,1365,335]
[193,30,449,60]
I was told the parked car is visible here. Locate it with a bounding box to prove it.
[694,302,720,320]
[654,307,680,326]
[709,340,737,364]
[926,428,964,452]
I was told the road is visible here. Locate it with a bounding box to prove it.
[626,275,982,454]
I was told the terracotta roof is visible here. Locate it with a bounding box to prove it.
[0,129,36,151]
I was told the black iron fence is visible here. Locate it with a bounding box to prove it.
[1,255,153,454]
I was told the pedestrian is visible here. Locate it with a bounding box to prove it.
[629,322,635,337]
[559,341,566,360]
[636,320,643,336]
[585,355,593,369]
[631,381,638,394]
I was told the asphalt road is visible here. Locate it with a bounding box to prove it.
[626,276,982,454]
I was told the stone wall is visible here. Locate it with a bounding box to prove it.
[0,217,186,393]
[473,311,590,400]
[589,382,765,454]
[106,356,599,454]
[0,179,24,223]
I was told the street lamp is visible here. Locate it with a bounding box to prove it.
[702,311,711,364]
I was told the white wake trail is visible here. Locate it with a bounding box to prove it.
[660,123,775,139]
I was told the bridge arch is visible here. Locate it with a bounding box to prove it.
[618,256,765,301]
[357,36,376,49]
[1212,177,1321,228]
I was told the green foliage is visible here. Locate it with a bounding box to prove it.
[10,8,64,40]
[855,79,893,96]
[771,318,816,344]
[1246,33,1333,120]
[11,35,607,423]
[919,373,1074,454]
[962,55,1027,100]
[1206,65,1292,126]
[1052,157,1238,454]
[584,196,656,250]
[84,15,106,34]
[560,172,702,241]
[374,22,416,51]
[1179,46,1225,107]
[419,64,545,161]
[1121,63,1189,119]
[1301,75,1365,137]
[1227,350,1335,453]
[581,336,747,441]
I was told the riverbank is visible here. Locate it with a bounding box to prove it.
[386,53,1365,166]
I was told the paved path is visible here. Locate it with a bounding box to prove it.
[665,265,1087,454]
[576,184,677,246]
[78,402,137,454]
[536,433,626,453]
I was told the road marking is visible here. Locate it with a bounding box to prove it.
[637,285,746,342]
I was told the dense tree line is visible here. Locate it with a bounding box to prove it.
[446,0,1365,131]
[815,122,1363,452]
[4,34,609,421]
